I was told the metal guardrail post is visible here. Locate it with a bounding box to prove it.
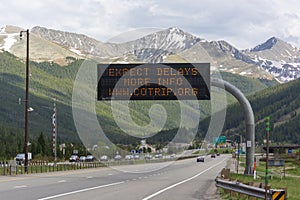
[215,178,271,199]
[215,178,287,199]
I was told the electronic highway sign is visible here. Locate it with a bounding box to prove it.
[97,63,210,100]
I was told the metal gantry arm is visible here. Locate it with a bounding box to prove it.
[212,78,255,175]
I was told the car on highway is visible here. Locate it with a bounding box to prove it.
[155,154,163,159]
[196,155,205,162]
[170,154,176,158]
[79,156,86,162]
[100,155,109,161]
[125,155,133,160]
[211,154,216,158]
[69,155,79,162]
[134,154,140,160]
[114,154,122,160]
[15,153,32,165]
[86,155,96,162]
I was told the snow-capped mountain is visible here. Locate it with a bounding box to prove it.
[119,27,201,62]
[243,37,300,82]
[1,25,300,82]
[31,26,120,57]
[30,26,202,63]
[0,25,82,65]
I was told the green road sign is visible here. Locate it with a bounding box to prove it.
[214,136,226,144]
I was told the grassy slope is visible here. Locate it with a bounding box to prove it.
[203,78,300,144]
[0,51,274,144]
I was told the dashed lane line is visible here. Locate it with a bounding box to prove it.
[142,158,227,200]
[14,185,27,189]
[37,181,125,200]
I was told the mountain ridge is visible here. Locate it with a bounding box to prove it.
[0,50,274,145]
[1,25,300,82]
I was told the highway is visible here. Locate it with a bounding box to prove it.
[0,155,230,200]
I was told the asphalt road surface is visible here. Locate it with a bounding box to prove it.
[0,155,229,200]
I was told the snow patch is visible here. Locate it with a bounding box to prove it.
[0,26,6,34]
[229,68,238,72]
[169,27,180,33]
[0,33,18,51]
[166,31,186,49]
[69,48,84,56]
[251,55,259,62]
[115,60,129,64]
[239,71,252,75]
[256,56,300,82]
[211,66,218,71]
[285,50,291,56]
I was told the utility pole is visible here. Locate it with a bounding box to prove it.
[52,97,57,165]
[265,116,270,200]
[20,29,29,173]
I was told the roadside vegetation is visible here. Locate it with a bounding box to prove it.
[219,151,300,200]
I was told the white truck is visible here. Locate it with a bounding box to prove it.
[15,153,32,165]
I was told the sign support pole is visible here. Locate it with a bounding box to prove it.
[265,116,270,200]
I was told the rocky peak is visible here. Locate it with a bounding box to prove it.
[251,37,279,52]
[119,27,201,62]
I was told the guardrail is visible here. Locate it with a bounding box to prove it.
[0,156,179,176]
[215,177,287,200]
[0,161,106,176]
[0,155,194,176]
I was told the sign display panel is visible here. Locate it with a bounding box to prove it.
[97,63,210,100]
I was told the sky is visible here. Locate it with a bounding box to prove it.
[1,0,300,49]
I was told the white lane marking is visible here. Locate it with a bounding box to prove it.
[14,185,27,189]
[58,180,66,183]
[37,181,125,200]
[86,176,93,179]
[142,159,226,200]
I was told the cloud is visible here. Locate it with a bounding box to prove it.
[1,0,300,49]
